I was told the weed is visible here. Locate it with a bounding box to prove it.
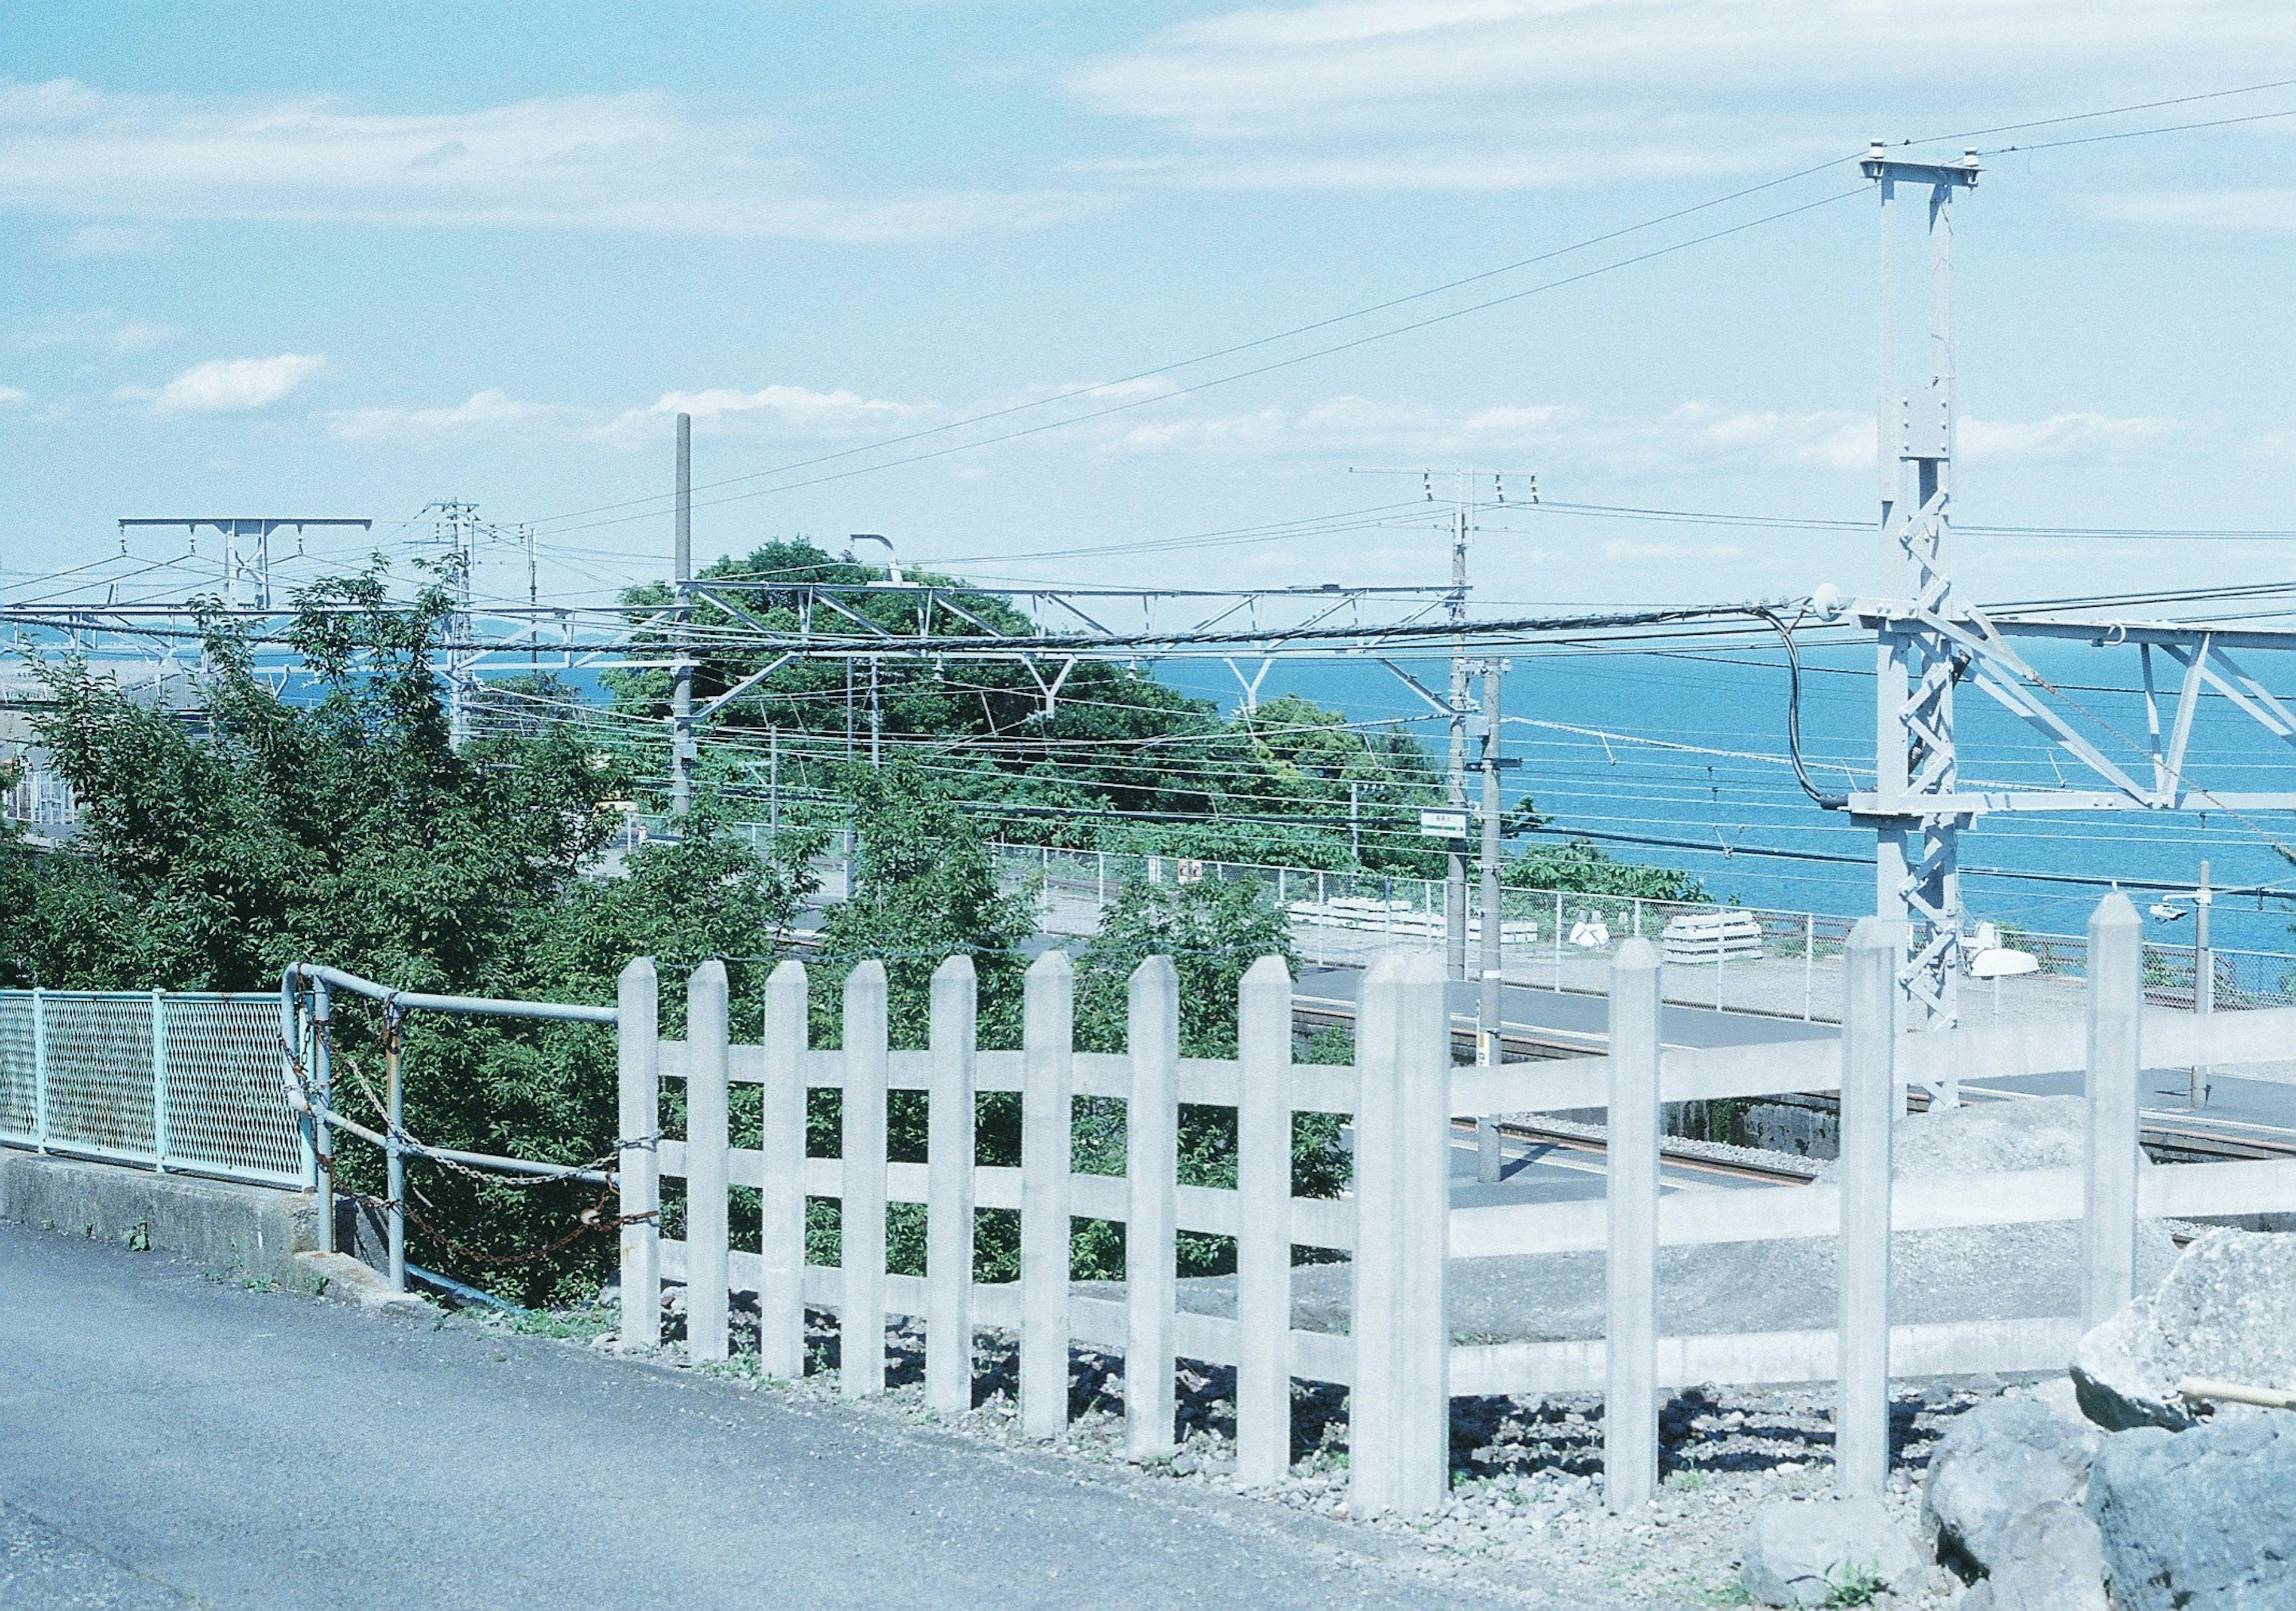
[123,1221,151,1252]
[1822,1560,1886,1607]
[504,1307,615,1343]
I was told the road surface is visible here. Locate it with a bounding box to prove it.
[0,1225,1580,1611]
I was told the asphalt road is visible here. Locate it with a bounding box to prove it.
[0,1227,1572,1611]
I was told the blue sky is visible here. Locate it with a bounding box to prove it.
[4,1,2295,613]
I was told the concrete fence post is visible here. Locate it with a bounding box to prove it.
[1605,938,1661,1512]
[1021,949,1074,1439]
[1349,950,1452,1518]
[926,955,978,1414]
[758,959,809,1379]
[617,958,661,1353]
[685,959,731,1364]
[1836,918,1899,1496]
[1236,955,1294,1486]
[842,961,890,1397]
[2084,892,2143,1328]
[1125,956,1179,1460]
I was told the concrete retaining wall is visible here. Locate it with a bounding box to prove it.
[0,1148,322,1287]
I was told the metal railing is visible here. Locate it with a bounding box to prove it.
[0,989,310,1188]
[624,815,2296,1025]
[280,963,624,1291]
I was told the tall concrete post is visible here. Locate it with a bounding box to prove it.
[670,411,694,818]
[1349,951,1451,1518]
[1019,950,1074,1439]
[2083,892,2142,1328]
[842,961,890,1397]
[926,956,978,1414]
[1605,938,1661,1512]
[757,959,810,1379]
[1235,955,1294,1486]
[1837,918,1899,1496]
[1125,956,1179,1460]
[1476,657,1507,1182]
[616,958,661,1353]
[685,959,730,1363]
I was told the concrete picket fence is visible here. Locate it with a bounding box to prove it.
[614,947,1454,1515]
[1454,892,2296,1511]
[611,891,2296,1518]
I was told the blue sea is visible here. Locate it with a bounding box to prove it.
[1158,640,2296,957]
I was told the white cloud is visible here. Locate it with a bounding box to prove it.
[1959,411,2193,460]
[58,222,172,256]
[0,385,29,406]
[322,388,567,442]
[11,309,175,356]
[594,383,937,446]
[1067,1,2296,188]
[120,353,325,413]
[0,80,1100,243]
[2093,188,2296,232]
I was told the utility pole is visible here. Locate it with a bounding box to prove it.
[869,655,883,769]
[670,412,694,819]
[1475,658,1512,1183]
[424,500,480,751]
[523,522,538,673]
[2194,859,2213,1110]
[1447,479,1471,983]
[1351,466,1531,981]
[1857,145,1980,1057]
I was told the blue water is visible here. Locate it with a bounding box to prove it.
[1158,641,2296,956]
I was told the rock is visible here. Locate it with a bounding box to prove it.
[1922,1396,2098,1574]
[2072,1229,2296,1432]
[2086,1411,2296,1610]
[2023,1375,2088,1429]
[1956,1501,2107,1610]
[1739,1496,1924,1607]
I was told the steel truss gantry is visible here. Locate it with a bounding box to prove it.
[1836,145,2296,1086]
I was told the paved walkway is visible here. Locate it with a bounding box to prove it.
[0,1227,1578,1611]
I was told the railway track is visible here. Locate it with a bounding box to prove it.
[1302,991,2296,1170]
[1450,1116,1821,1187]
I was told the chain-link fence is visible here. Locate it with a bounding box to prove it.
[0,991,309,1188]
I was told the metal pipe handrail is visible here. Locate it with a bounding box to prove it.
[286,962,619,1025]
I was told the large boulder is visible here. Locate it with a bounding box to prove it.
[2086,1410,2296,1609]
[2072,1229,2296,1432]
[1922,1396,2098,1575]
[1956,1501,2108,1611]
[1739,1496,1925,1607]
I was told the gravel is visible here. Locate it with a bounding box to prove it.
[553,1302,1998,1609]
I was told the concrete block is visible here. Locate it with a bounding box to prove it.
[0,1148,320,1286]
[293,1251,433,1317]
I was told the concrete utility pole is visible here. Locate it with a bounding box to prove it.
[670,412,694,819]
[2194,859,2213,1110]
[1857,145,1980,1047]
[1474,658,1511,1183]
[1447,482,1471,983]
[428,501,480,751]
[1478,658,1507,1063]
